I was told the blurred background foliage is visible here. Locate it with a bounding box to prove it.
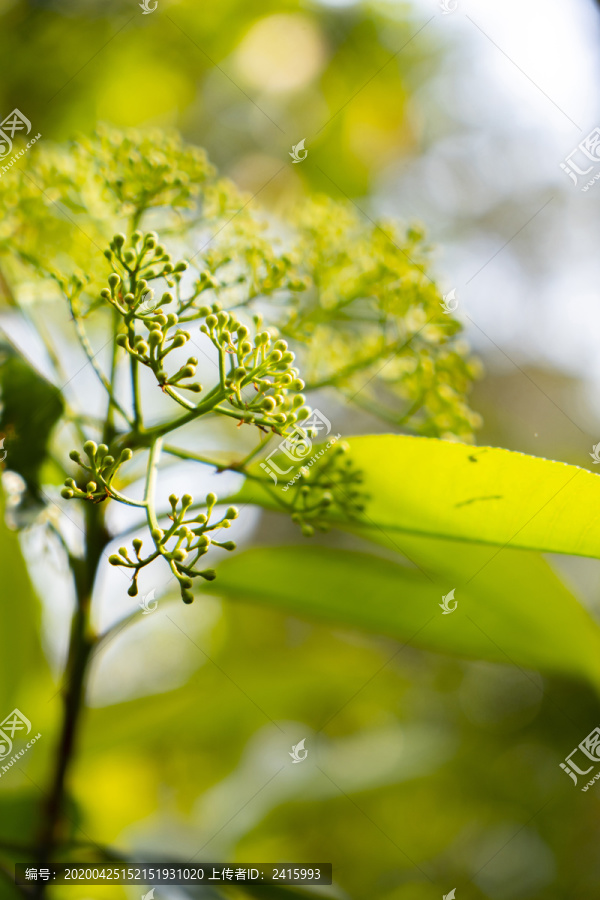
[2,0,600,899]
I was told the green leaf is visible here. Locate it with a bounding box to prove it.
[0,485,47,712]
[237,435,600,559]
[202,544,600,687]
[0,343,64,506]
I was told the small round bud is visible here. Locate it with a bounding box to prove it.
[221,541,236,551]
[128,582,138,597]
[119,448,133,462]
[69,450,81,462]
[182,494,193,507]
[173,549,187,562]
[225,507,239,520]
[108,554,121,565]
[113,233,126,248]
[182,589,194,604]
[83,441,97,458]
[133,538,143,552]
[61,488,74,499]
[151,528,164,541]
[108,273,120,288]
[86,482,97,493]
[206,492,217,506]
[200,569,217,582]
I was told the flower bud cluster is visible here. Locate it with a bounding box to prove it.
[109,492,239,603]
[199,306,310,431]
[284,442,367,536]
[61,441,133,503]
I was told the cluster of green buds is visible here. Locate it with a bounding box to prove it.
[103,230,187,287]
[61,441,133,504]
[108,492,239,603]
[198,307,310,432]
[283,442,367,536]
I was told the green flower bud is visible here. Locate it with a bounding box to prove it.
[69,450,81,462]
[182,589,195,604]
[200,569,216,582]
[108,555,122,565]
[127,581,138,597]
[262,397,276,412]
[113,233,126,248]
[116,334,128,347]
[108,273,120,288]
[61,488,74,499]
[151,528,164,541]
[225,507,239,519]
[119,448,133,462]
[273,340,288,352]
[86,482,97,494]
[103,249,113,261]
[182,494,193,507]
[174,261,188,273]
[83,440,97,458]
[292,394,306,409]
[221,541,236,551]
[206,492,217,506]
[148,329,162,347]
[172,334,187,348]
[133,538,143,553]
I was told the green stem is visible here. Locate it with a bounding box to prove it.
[34,502,109,896]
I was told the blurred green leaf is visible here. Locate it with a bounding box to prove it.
[0,485,47,712]
[0,344,64,505]
[200,545,600,686]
